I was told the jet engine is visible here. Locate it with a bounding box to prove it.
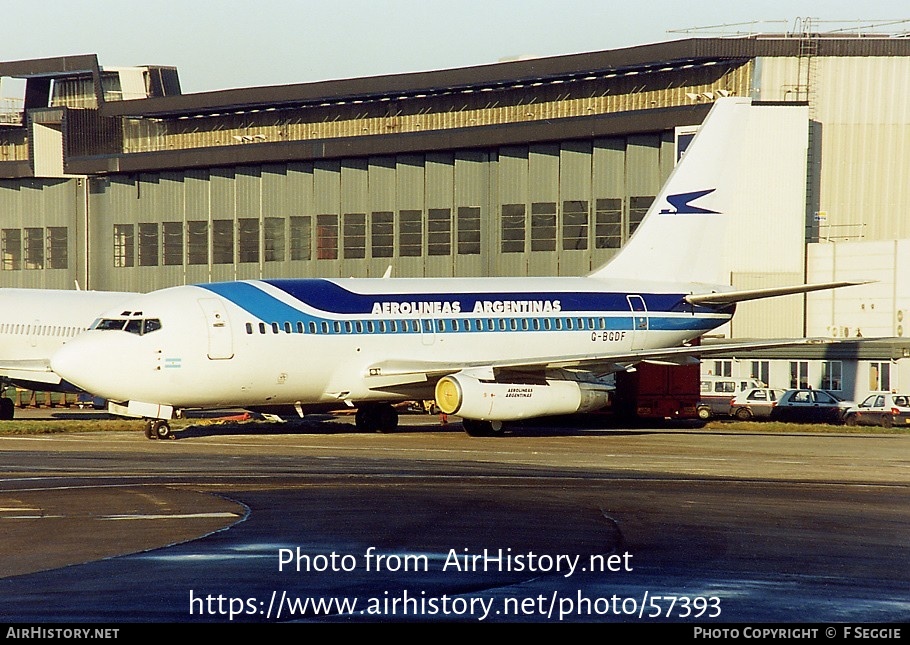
[434,372,610,421]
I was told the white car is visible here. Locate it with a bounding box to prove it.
[729,387,786,420]
[844,393,910,428]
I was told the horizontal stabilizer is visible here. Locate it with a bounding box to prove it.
[685,281,871,306]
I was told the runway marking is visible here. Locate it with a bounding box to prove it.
[1,515,64,519]
[101,512,242,520]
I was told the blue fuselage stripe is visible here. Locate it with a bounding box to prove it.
[197,280,729,335]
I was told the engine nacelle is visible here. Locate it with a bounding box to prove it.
[435,373,610,421]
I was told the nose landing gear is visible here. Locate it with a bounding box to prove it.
[143,419,173,440]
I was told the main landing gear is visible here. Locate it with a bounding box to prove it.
[461,418,506,437]
[354,403,399,433]
[0,397,14,421]
[143,419,174,440]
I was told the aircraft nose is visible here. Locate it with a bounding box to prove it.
[51,337,103,394]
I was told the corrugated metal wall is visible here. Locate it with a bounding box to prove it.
[66,134,680,292]
[0,178,80,288]
[812,57,910,243]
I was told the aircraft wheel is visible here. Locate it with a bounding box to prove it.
[354,408,369,432]
[375,404,398,433]
[462,419,503,437]
[153,420,172,440]
[0,397,14,421]
[355,404,399,433]
[144,421,155,440]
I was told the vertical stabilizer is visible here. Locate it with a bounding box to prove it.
[588,97,752,286]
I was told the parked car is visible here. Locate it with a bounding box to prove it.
[729,387,786,420]
[769,389,853,424]
[844,393,910,428]
[697,376,764,419]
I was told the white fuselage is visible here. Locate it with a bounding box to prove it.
[50,277,732,410]
[0,289,135,388]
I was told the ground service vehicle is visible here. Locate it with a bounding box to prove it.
[698,376,764,419]
[612,362,700,422]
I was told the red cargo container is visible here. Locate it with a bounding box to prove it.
[612,362,700,421]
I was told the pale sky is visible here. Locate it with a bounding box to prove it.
[1,0,907,93]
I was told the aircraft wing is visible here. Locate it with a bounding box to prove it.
[364,338,830,387]
[0,359,61,386]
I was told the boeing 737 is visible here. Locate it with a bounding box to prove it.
[49,98,864,438]
[0,288,135,419]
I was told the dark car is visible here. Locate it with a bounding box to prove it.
[769,389,853,424]
[844,393,910,428]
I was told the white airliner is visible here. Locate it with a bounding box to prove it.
[0,288,135,419]
[49,98,862,438]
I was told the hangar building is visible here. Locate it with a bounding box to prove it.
[1,26,909,376]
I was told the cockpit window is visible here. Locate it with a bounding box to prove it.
[95,318,128,331]
[93,317,162,335]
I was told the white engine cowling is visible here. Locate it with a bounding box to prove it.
[434,373,610,421]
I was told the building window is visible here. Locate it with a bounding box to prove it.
[790,361,810,389]
[238,218,260,263]
[751,360,770,387]
[343,213,366,259]
[428,208,451,256]
[46,227,68,269]
[713,360,733,377]
[113,224,134,268]
[399,210,422,257]
[821,361,843,391]
[530,202,556,252]
[501,204,525,253]
[595,198,622,249]
[187,221,209,265]
[562,200,588,251]
[371,211,393,258]
[264,217,285,262]
[2,229,21,270]
[629,196,654,236]
[290,216,311,261]
[212,219,234,264]
[457,206,481,255]
[870,362,891,392]
[316,214,338,260]
[162,221,183,266]
[138,223,158,267]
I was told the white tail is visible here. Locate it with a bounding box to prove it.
[589,97,753,286]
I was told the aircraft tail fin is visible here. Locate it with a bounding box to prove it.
[588,97,753,286]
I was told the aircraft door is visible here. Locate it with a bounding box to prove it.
[627,295,648,350]
[197,298,234,360]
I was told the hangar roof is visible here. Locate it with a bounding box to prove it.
[93,37,910,119]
